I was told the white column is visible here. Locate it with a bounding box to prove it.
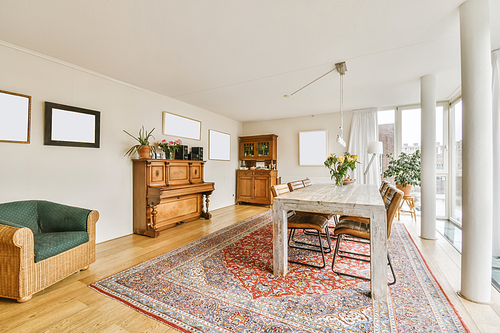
[492,51,500,257]
[420,75,437,239]
[460,0,493,303]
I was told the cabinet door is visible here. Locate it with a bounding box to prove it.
[190,163,203,184]
[253,175,270,203]
[152,194,202,229]
[237,175,253,202]
[147,161,166,187]
[256,141,271,158]
[240,142,255,160]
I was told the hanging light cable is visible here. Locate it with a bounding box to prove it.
[284,61,347,147]
[336,66,346,147]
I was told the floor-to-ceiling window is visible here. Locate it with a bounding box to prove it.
[450,100,463,225]
[380,100,499,291]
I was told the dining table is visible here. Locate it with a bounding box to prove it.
[272,183,388,302]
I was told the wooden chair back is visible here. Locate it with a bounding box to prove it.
[384,186,404,237]
[302,178,313,187]
[379,180,389,193]
[381,183,391,200]
[287,180,305,192]
[271,184,290,198]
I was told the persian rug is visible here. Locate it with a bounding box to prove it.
[90,211,469,332]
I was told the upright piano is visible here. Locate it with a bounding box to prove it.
[133,159,215,238]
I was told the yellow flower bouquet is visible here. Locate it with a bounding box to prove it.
[324,152,359,186]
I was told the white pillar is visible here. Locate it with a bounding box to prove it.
[460,0,493,303]
[492,51,500,257]
[420,75,437,240]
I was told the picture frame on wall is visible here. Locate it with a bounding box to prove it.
[162,111,201,141]
[0,89,31,144]
[209,129,230,161]
[299,130,328,166]
[44,102,101,148]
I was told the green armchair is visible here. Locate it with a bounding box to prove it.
[0,200,99,302]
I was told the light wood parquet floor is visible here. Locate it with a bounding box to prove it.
[0,204,499,332]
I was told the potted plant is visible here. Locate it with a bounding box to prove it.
[383,150,421,196]
[124,126,155,158]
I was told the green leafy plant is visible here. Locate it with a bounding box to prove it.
[383,150,421,187]
[123,126,155,156]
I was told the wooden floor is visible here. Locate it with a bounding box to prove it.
[1,204,499,332]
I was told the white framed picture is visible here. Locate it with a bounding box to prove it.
[299,130,328,166]
[209,129,230,161]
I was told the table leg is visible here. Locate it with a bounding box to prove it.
[370,209,388,302]
[272,202,288,276]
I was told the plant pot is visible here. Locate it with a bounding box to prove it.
[396,184,412,196]
[138,145,151,159]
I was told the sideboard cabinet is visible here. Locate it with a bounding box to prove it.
[236,134,278,205]
[133,159,214,238]
[236,170,277,205]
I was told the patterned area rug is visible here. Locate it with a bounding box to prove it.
[90,211,469,332]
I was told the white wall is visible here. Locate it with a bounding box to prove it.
[0,43,242,243]
[242,112,353,184]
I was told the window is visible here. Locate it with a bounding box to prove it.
[378,109,395,182]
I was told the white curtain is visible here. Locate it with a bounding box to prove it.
[348,108,380,185]
[492,49,500,256]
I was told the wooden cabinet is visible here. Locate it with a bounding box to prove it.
[239,134,277,162]
[133,159,214,238]
[236,169,277,205]
[236,134,278,206]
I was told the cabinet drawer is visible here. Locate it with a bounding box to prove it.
[147,161,166,187]
[166,162,190,185]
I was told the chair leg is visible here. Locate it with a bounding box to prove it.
[332,233,397,286]
[388,253,396,286]
[288,229,327,269]
[332,234,371,281]
[290,226,332,253]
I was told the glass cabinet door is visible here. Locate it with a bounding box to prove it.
[243,143,255,157]
[257,142,270,157]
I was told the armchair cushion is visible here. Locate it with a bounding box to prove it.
[37,201,89,232]
[33,231,89,262]
[0,201,40,234]
[0,218,26,229]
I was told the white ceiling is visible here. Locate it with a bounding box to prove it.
[0,0,498,123]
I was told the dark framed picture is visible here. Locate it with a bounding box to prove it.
[44,102,100,148]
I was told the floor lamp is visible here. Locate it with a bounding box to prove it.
[364,141,383,184]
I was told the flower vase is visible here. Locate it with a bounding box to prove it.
[167,150,174,160]
[335,175,344,186]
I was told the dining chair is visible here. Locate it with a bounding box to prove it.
[379,180,389,193]
[302,178,313,187]
[287,180,337,224]
[339,183,394,226]
[271,184,332,269]
[287,180,305,191]
[331,185,404,285]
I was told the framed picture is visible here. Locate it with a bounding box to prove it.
[162,112,201,140]
[209,129,230,161]
[0,89,31,144]
[299,130,328,166]
[44,102,100,148]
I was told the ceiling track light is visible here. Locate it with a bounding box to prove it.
[284,61,348,147]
